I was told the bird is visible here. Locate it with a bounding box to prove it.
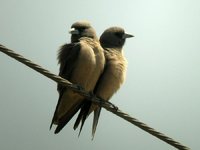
[50,21,105,134]
[74,27,133,138]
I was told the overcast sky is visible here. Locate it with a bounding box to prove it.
[0,0,200,150]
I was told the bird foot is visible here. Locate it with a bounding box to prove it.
[89,92,98,103]
[76,84,84,91]
[95,97,118,111]
[104,100,118,111]
[88,93,118,111]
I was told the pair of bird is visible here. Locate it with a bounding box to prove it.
[50,21,133,138]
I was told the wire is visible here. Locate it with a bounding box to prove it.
[0,44,190,150]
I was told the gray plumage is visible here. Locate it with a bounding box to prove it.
[50,21,105,134]
[74,27,133,138]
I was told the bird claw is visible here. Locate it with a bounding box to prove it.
[106,101,118,111]
[76,84,84,91]
[89,91,95,97]
[98,98,118,111]
[89,93,118,111]
[89,93,99,103]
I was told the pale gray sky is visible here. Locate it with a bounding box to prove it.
[0,0,200,149]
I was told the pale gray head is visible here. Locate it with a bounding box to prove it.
[69,21,98,42]
[100,27,133,50]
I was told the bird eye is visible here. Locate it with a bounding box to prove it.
[115,32,123,38]
[78,27,86,32]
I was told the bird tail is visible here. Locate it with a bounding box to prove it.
[50,91,64,130]
[92,107,101,139]
[50,89,85,133]
[73,102,102,139]
[73,101,92,136]
[54,101,84,134]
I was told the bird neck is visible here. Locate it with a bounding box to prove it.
[104,47,123,53]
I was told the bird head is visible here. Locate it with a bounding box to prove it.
[100,27,133,50]
[69,21,98,42]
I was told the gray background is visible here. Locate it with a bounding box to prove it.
[0,0,199,149]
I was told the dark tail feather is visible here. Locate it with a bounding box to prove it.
[50,119,54,130]
[73,108,84,130]
[78,102,91,136]
[50,89,65,130]
[73,101,92,136]
[92,107,101,139]
[54,102,84,134]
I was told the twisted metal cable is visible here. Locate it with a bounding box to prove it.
[0,44,190,150]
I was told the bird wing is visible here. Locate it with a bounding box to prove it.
[74,49,127,138]
[50,43,83,132]
[51,38,104,134]
[57,43,80,92]
[73,59,109,137]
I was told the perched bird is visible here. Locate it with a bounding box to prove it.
[50,21,105,134]
[74,27,133,138]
